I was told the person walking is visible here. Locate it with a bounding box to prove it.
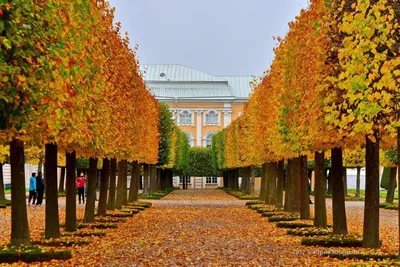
[36,172,45,206]
[76,173,87,204]
[28,173,37,206]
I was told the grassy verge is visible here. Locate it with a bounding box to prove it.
[138,188,175,199]
[0,245,71,263]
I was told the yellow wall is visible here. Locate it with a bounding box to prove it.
[163,101,247,147]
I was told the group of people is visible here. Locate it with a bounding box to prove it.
[28,172,45,206]
[27,172,88,206]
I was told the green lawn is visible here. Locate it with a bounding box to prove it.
[347,189,398,199]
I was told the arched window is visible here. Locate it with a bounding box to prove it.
[184,131,195,147]
[205,110,219,125]
[204,132,216,147]
[179,110,193,125]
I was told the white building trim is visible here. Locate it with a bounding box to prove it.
[223,110,232,127]
[178,109,194,126]
[196,111,203,146]
[203,110,220,126]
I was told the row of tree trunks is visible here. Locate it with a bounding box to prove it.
[263,162,277,205]
[143,164,150,194]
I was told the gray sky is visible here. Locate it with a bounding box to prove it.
[107,0,309,76]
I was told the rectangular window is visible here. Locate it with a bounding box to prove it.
[179,111,192,124]
[179,177,191,184]
[205,114,218,124]
[206,177,218,184]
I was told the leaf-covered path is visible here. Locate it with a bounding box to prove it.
[64,190,362,266]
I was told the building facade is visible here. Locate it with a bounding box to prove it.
[142,64,255,189]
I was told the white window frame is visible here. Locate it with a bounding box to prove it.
[203,110,220,126]
[178,110,194,126]
[183,131,195,147]
[179,177,191,184]
[203,131,216,147]
[206,177,218,184]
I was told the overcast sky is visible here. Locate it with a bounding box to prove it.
[107,0,309,76]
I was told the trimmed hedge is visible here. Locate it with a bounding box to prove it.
[238,195,259,200]
[245,200,264,206]
[380,202,398,210]
[34,239,91,247]
[276,222,313,229]
[63,231,106,238]
[301,234,364,247]
[117,209,140,214]
[95,218,126,223]
[325,252,398,261]
[124,205,146,211]
[0,204,6,209]
[0,245,71,263]
[108,213,134,218]
[268,216,299,222]
[139,188,175,200]
[261,211,288,218]
[287,227,332,237]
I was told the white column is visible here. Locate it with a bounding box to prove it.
[223,110,232,127]
[196,111,203,147]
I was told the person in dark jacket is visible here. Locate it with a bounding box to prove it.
[36,172,45,206]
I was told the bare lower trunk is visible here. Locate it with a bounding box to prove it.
[143,164,150,194]
[59,167,65,193]
[45,143,60,238]
[276,160,284,208]
[314,151,327,228]
[363,134,380,248]
[284,158,301,213]
[65,151,77,232]
[10,139,30,245]
[122,161,128,206]
[343,167,348,196]
[150,165,157,193]
[129,162,139,202]
[386,167,397,203]
[300,155,310,219]
[260,163,267,201]
[331,148,347,234]
[115,160,126,209]
[265,162,277,205]
[97,158,110,216]
[107,158,117,210]
[84,157,98,222]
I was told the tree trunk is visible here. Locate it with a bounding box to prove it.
[44,143,60,238]
[265,162,277,205]
[284,158,301,213]
[107,158,117,210]
[97,158,110,216]
[65,151,77,232]
[234,169,240,190]
[356,167,361,198]
[397,125,400,255]
[143,164,150,194]
[59,167,66,193]
[84,157,98,222]
[129,162,139,202]
[149,165,157,193]
[300,155,310,219]
[386,167,397,204]
[245,167,251,195]
[363,134,380,248]
[331,148,347,234]
[260,163,267,201]
[115,160,126,209]
[122,161,128,206]
[10,138,30,245]
[0,162,5,201]
[314,151,327,228]
[343,167,348,196]
[223,171,228,188]
[276,160,284,208]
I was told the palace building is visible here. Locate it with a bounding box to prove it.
[141,64,255,188]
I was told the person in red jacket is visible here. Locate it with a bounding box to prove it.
[76,173,87,204]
